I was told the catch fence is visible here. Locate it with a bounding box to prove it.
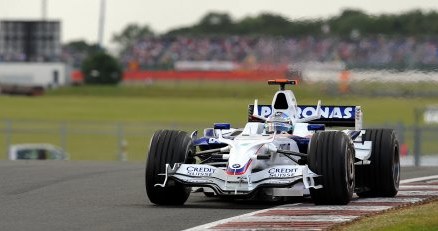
[1,119,437,165]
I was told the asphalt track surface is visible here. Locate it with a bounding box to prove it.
[0,161,437,231]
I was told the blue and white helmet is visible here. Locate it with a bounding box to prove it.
[265,112,293,134]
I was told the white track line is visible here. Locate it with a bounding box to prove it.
[354,197,423,203]
[400,175,438,184]
[400,185,438,189]
[277,205,391,211]
[185,175,438,231]
[397,191,438,196]
[183,203,302,231]
[227,215,358,223]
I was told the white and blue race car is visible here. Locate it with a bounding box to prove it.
[145,79,400,205]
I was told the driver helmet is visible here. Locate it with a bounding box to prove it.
[265,112,293,134]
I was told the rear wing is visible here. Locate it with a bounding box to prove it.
[248,105,362,128]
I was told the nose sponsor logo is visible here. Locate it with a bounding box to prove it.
[186,166,216,176]
[268,167,298,177]
[231,164,241,169]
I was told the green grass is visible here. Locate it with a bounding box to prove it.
[0,81,437,160]
[0,96,247,124]
[5,81,438,126]
[1,92,437,126]
[334,199,438,231]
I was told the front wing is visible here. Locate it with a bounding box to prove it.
[155,164,321,196]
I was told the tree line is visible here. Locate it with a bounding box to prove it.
[160,9,438,37]
[64,9,438,84]
[66,9,438,54]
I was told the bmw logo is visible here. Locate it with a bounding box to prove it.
[232,164,241,168]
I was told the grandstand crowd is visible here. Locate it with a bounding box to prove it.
[75,36,438,70]
[2,35,438,70]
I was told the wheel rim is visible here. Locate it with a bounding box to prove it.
[393,146,400,187]
[346,146,355,189]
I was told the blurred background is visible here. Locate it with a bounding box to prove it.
[0,0,437,165]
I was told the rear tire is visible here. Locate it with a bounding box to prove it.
[308,131,355,205]
[203,192,215,197]
[145,130,195,205]
[356,129,400,197]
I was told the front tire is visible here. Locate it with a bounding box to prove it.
[145,130,194,205]
[308,131,355,205]
[356,129,400,197]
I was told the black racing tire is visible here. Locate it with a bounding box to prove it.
[203,192,216,197]
[145,130,195,205]
[308,131,355,205]
[356,129,400,198]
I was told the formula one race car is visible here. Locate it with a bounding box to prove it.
[145,79,400,205]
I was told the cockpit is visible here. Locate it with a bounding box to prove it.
[264,112,294,134]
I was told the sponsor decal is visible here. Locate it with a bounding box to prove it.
[256,105,355,119]
[232,164,241,168]
[186,166,216,177]
[268,167,298,177]
[227,160,253,175]
[259,106,273,118]
[298,106,353,119]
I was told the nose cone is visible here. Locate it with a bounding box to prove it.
[224,139,269,176]
[226,159,253,175]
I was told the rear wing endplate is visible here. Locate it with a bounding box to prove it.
[248,105,362,128]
